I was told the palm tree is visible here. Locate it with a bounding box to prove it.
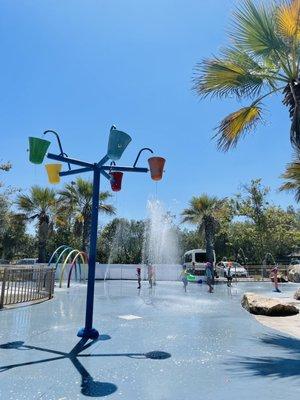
[193,0,300,153]
[181,195,226,263]
[59,178,116,252]
[16,186,57,263]
[280,156,300,202]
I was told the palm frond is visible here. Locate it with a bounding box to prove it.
[231,0,287,60]
[194,58,263,99]
[99,204,116,215]
[276,0,300,39]
[99,191,113,201]
[181,208,199,225]
[16,186,57,214]
[193,47,279,99]
[16,194,34,213]
[215,103,263,151]
[181,195,225,225]
[59,178,115,218]
[280,158,300,202]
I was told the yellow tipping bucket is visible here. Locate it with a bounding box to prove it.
[45,163,62,184]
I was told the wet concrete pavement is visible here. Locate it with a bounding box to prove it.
[0,280,300,399]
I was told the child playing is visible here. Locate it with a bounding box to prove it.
[136,267,141,289]
[226,262,233,287]
[180,265,188,292]
[205,262,214,293]
[270,265,281,293]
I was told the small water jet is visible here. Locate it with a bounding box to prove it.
[261,252,277,281]
[104,220,127,280]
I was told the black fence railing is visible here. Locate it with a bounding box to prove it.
[0,266,55,309]
[215,264,290,282]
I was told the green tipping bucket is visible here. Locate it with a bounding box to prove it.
[29,137,51,164]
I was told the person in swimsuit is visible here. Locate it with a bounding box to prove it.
[205,262,214,293]
[180,265,188,292]
[226,262,233,287]
[136,267,141,289]
[270,265,281,293]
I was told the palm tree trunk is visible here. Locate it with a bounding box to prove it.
[283,82,300,152]
[37,220,49,263]
[82,212,92,253]
[204,218,215,263]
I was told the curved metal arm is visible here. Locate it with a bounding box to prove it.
[43,130,64,153]
[133,148,153,167]
[236,248,247,265]
[62,152,71,171]
[109,161,116,173]
[44,130,71,170]
[262,252,276,266]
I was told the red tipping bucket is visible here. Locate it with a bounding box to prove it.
[148,157,165,181]
[110,172,123,192]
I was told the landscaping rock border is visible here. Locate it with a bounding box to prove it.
[242,292,299,316]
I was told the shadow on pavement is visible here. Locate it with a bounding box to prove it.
[231,334,300,379]
[0,337,171,397]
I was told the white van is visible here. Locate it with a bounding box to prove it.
[183,249,216,276]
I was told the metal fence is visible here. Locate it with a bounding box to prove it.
[0,266,55,309]
[247,265,289,281]
[218,264,290,282]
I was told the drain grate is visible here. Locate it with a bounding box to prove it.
[145,351,171,360]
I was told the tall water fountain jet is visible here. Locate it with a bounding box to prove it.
[143,199,180,265]
[104,219,128,280]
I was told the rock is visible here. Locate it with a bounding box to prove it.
[288,264,300,283]
[294,289,300,300]
[241,292,299,316]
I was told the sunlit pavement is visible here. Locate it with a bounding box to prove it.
[0,280,300,400]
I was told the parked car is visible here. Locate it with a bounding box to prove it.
[14,258,38,265]
[0,259,10,265]
[216,261,248,278]
[290,259,300,266]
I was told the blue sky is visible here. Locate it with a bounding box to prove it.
[0,0,297,224]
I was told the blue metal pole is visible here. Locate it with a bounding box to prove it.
[77,166,100,339]
[47,153,93,169]
[60,167,93,177]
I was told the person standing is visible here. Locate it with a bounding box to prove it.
[180,265,188,292]
[226,262,233,287]
[191,261,196,274]
[205,262,214,293]
[136,267,142,289]
[270,265,281,293]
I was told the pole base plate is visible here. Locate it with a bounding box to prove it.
[77,327,100,339]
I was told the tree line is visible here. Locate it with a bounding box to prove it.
[0,164,299,265]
